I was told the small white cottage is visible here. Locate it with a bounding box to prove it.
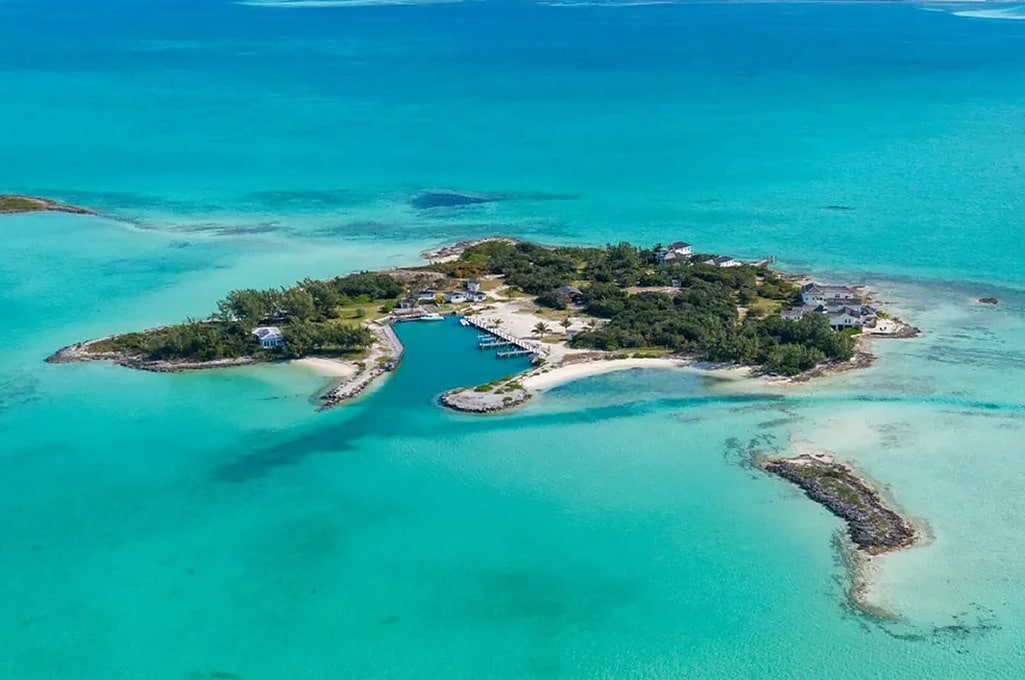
[252,326,285,349]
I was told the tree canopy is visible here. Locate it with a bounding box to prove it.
[98,271,402,362]
[450,241,851,375]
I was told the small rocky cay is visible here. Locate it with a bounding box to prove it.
[0,194,97,215]
[762,453,916,554]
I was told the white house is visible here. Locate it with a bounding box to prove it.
[467,291,487,302]
[712,256,741,268]
[801,283,858,306]
[658,241,693,263]
[445,291,469,304]
[417,289,438,302]
[465,280,482,292]
[828,306,873,330]
[252,326,285,349]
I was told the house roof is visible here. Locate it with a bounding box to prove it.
[803,283,856,296]
[833,306,871,318]
[668,241,691,250]
[557,285,583,296]
[712,256,735,264]
[253,326,284,340]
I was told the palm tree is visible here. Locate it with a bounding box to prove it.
[533,322,552,338]
[560,318,573,333]
[490,317,503,327]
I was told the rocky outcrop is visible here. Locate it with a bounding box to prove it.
[763,454,916,554]
[0,194,97,215]
[440,384,531,413]
[870,320,921,339]
[977,297,999,305]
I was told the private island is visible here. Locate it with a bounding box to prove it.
[45,234,921,595]
[47,237,917,409]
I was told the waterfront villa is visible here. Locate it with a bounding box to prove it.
[780,303,876,330]
[828,306,874,331]
[252,326,285,349]
[712,256,741,268]
[657,241,693,263]
[417,289,438,302]
[801,283,858,306]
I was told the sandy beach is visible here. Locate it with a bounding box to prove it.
[291,356,359,379]
[521,358,684,391]
[521,358,755,392]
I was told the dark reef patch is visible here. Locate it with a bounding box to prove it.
[0,373,41,415]
[411,191,501,209]
[411,190,578,210]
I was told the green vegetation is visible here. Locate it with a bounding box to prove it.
[472,377,525,395]
[92,272,400,362]
[441,241,854,375]
[0,196,48,213]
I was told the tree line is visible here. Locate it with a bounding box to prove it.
[451,241,853,375]
[99,272,401,362]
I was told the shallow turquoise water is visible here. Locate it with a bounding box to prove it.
[4,1,1025,677]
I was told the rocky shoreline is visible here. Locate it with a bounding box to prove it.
[762,453,916,554]
[0,194,97,216]
[46,337,257,372]
[421,236,519,264]
[318,322,404,410]
[46,321,406,410]
[440,382,532,413]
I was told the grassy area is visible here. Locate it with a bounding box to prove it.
[330,298,397,324]
[746,297,785,318]
[0,196,47,213]
[628,347,674,358]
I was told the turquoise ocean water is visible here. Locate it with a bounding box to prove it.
[4,1,1025,677]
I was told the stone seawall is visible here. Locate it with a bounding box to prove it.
[318,322,405,410]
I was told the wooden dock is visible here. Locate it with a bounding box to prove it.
[462,315,545,360]
[496,349,533,358]
[479,339,514,349]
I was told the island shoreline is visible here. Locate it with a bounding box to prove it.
[46,236,918,412]
[0,194,97,216]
